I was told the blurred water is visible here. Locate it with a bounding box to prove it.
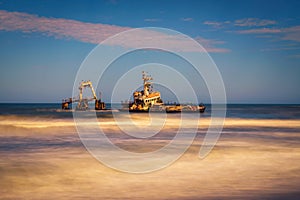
[0,103,300,199]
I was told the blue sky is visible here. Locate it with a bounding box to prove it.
[0,0,300,103]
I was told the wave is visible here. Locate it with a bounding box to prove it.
[1,114,299,132]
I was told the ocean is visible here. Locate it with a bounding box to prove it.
[0,103,300,199]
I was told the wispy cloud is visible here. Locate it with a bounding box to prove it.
[203,17,300,51]
[104,32,230,53]
[254,35,274,39]
[144,18,161,22]
[282,26,300,42]
[195,36,229,53]
[204,18,276,29]
[181,18,193,22]
[203,21,223,28]
[234,18,276,27]
[0,10,229,53]
[236,28,281,34]
[235,26,300,43]
[0,10,130,44]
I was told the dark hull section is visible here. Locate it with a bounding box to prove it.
[124,105,206,113]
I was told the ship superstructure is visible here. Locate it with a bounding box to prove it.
[127,72,205,113]
[129,72,163,112]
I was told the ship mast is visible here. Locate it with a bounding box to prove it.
[142,71,153,96]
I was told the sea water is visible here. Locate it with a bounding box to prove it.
[0,103,299,199]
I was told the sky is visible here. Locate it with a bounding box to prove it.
[0,0,300,103]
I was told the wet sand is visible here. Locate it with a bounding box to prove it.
[0,116,300,199]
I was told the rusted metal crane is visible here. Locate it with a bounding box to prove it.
[61,80,105,110]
